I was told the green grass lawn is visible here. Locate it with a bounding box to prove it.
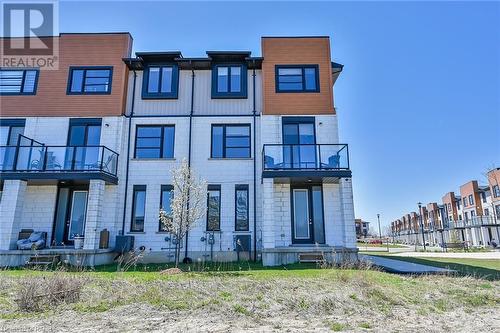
[369,255,500,281]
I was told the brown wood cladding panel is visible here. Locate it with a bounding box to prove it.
[261,37,334,115]
[0,34,131,117]
[460,181,483,215]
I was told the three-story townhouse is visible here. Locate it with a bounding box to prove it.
[120,36,355,266]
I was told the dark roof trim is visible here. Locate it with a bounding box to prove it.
[124,52,262,70]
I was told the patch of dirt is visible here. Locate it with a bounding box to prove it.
[159,268,183,275]
[0,272,498,332]
[0,304,498,332]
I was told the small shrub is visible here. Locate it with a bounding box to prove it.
[359,322,372,329]
[330,322,347,331]
[233,304,251,316]
[15,275,86,312]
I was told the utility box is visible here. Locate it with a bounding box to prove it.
[115,235,134,254]
[99,229,110,249]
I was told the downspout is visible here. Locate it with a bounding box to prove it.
[121,65,137,235]
[184,64,195,258]
[252,63,257,261]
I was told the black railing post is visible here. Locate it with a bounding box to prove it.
[42,147,48,171]
[71,146,77,171]
[100,146,105,171]
[318,144,322,170]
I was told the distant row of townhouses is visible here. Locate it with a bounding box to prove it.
[0,33,356,267]
[391,168,500,248]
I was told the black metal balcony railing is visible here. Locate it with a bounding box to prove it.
[0,142,118,177]
[262,144,349,171]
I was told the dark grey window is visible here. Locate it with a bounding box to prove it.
[0,123,25,145]
[142,65,179,99]
[207,185,221,231]
[468,194,474,205]
[159,185,173,232]
[211,64,247,98]
[68,67,112,94]
[135,125,175,158]
[235,185,249,231]
[148,67,172,93]
[276,65,319,92]
[131,185,146,232]
[218,66,240,92]
[0,69,38,95]
[211,124,250,158]
[494,185,500,198]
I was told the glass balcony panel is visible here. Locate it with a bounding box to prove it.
[102,147,118,174]
[74,146,101,171]
[15,146,46,171]
[0,146,16,171]
[44,147,74,171]
[263,144,349,171]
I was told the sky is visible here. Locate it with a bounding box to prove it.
[58,1,500,231]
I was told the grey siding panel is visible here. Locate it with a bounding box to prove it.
[132,71,192,116]
[193,70,255,116]
[128,69,263,117]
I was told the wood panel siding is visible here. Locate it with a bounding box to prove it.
[442,192,458,221]
[460,181,483,215]
[261,37,335,115]
[0,33,131,117]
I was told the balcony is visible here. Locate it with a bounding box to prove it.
[447,216,499,229]
[0,136,118,184]
[262,144,351,180]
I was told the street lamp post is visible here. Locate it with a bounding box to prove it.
[377,213,382,240]
[418,202,426,251]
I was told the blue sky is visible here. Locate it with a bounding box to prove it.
[59,1,500,230]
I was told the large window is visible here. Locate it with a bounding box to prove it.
[235,185,249,231]
[275,65,319,93]
[211,124,250,158]
[131,185,146,232]
[211,64,247,98]
[0,119,25,146]
[135,125,175,158]
[67,67,113,94]
[468,194,474,205]
[0,69,39,95]
[207,185,221,231]
[159,185,173,232]
[142,65,179,99]
[493,185,500,198]
[463,197,467,207]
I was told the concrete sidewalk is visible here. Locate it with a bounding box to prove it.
[385,251,500,260]
[360,255,454,274]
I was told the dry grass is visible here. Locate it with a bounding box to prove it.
[0,266,498,332]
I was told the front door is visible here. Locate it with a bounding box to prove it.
[53,186,88,245]
[291,185,325,244]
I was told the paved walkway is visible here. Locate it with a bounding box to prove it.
[360,254,454,274]
[386,251,500,259]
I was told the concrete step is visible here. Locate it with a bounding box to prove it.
[298,253,324,263]
[26,255,60,266]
